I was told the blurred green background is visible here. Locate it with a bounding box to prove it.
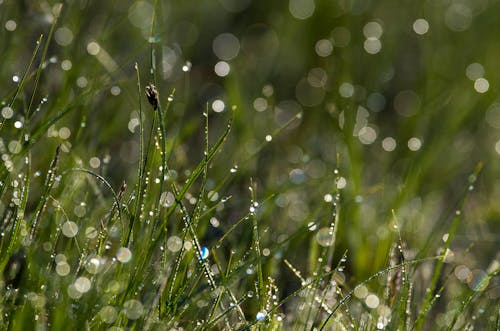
[1,0,499,326]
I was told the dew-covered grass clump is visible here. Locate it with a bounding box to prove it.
[1,1,500,330]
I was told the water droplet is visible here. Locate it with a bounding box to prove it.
[200,246,209,260]
[442,233,449,242]
[182,61,192,72]
[316,227,333,247]
[256,311,266,321]
[467,269,489,291]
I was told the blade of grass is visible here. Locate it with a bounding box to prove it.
[415,162,483,330]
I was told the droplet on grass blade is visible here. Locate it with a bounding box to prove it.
[200,246,209,260]
[256,311,266,321]
[316,227,333,247]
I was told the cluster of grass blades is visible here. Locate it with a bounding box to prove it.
[1,2,499,331]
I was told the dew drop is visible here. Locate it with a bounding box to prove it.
[182,61,192,72]
[256,311,266,321]
[316,227,333,247]
[200,246,209,260]
[307,222,317,231]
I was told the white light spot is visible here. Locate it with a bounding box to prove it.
[408,137,422,151]
[89,157,101,169]
[86,42,100,56]
[86,227,98,239]
[253,97,268,112]
[5,20,17,31]
[182,61,192,72]
[210,217,220,227]
[116,247,132,263]
[445,3,472,32]
[358,126,377,144]
[76,76,88,88]
[74,276,91,293]
[128,1,154,29]
[99,306,117,324]
[56,262,70,276]
[61,59,72,71]
[58,127,71,139]
[110,86,121,96]
[339,82,354,98]
[289,0,315,20]
[123,300,144,320]
[256,311,266,321]
[55,27,74,46]
[128,118,139,133]
[337,176,347,189]
[363,22,383,39]
[262,85,274,97]
[62,221,79,238]
[212,33,240,61]
[365,294,380,309]
[315,39,333,57]
[382,137,396,151]
[364,37,382,54]
[495,140,500,155]
[212,99,225,113]
[466,63,484,81]
[265,135,272,142]
[214,61,230,77]
[8,141,21,154]
[413,19,429,35]
[166,236,183,252]
[1,107,14,119]
[474,78,489,93]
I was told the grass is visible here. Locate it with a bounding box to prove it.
[1,1,499,330]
